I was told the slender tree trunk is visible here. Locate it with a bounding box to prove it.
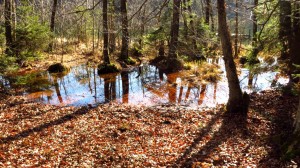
[252,0,258,45]
[12,0,16,42]
[49,0,58,51]
[50,0,58,33]
[169,0,181,59]
[205,0,210,25]
[139,5,146,49]
[120,0,129,60]
[217,0,244,113]
[182,0,189,39]
[92,0,95,53]
[103,0,110,64]
[41,0,45,23]
[109,0,116,53]
[234,0,238,58]
[187,0,197,50]
[4,0,13,54]
[210,2,214,31]
[295,96,300,133]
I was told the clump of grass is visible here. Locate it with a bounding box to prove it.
[186,61,222,82]
[97,63,119,74]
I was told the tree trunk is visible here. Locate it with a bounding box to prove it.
[103,0,110,64]
[92,0,95,53]
[120,0,129,60]
[205,0,210,25]
[109,0,116,53]
[4,0,13,54]
[295,96,300,134]
[217,0,244,113]
[187,0,197,50]
[139,5,146,50]
[182,0,189,39]
[49,0,58,51]
[234,0,238,58]
[252,0,258,44]
[290,2,300,82]
[169,0,181,59]
[12,0,16,42]
[210,2,214,31]
[279,0,292,61]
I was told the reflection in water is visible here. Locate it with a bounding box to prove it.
[0,57,289,108]
[167,73,177,103]
[198,84,207,105]
[121,72,129,103]
[53,77,63,103]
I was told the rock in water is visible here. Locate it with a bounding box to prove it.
[48,63,66,73]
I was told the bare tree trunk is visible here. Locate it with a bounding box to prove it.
[139,5,146,49]
[103,0,110,64]
[41,0,45,23]
[120,0,129,60]
[205,0,210,25]
[252,0,258,44]
[187,0,197,50]
[182,0,188,39]
[12,0,16,42]
[4,0,13,54]
[49,0,58,51]
[293,4,300,133]
[169,0,181,59]
[279,0,292,61]
[295,96,300,133]
[210,2,214,31]
[92,0,95,53]
[234,0,238,58]
[290,2,300,82]
[217,0,244,113]
[109,0,116,53]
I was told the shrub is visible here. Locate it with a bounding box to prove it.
[12,6,50,62]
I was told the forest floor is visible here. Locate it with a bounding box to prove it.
[0,88,299,167]
[1,50,299,167]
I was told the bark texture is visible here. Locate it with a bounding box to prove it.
[103,0,110,64]
[217,0,244,113]
[120,0,129,60]
[4,0,13,54]
[168,0,181,59]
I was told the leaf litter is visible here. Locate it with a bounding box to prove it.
[0,90,299,167]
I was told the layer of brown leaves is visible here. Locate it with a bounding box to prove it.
[0,90,299,167]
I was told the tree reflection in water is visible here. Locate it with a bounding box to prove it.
[0,62,287,107]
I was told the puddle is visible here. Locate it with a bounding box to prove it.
[0,58,288,107]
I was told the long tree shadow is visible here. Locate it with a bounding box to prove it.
[0,106,93,144]
[172,111,248,167]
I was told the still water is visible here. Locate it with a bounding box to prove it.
[0,58,288,107]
